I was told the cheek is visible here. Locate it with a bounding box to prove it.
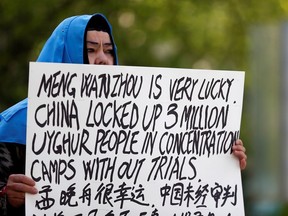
[107,55,114,65]
[87,53,95,64]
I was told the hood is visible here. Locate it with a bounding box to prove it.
[37,13,118,65]
[0,13,118,145]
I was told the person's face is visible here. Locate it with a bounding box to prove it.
[86,30,114,65]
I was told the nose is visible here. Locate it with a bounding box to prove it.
[93,50,109,65]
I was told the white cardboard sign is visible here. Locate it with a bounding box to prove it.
[26,62,245,216]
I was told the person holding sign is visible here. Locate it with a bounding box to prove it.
[0,13,118,216]
[0,13,247,216]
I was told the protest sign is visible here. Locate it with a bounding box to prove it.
[26,62,245,216]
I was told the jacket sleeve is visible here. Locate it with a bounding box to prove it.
[0,142,26,216]
[0,142,13,216]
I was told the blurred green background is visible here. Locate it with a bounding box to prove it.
[1,0,288,215]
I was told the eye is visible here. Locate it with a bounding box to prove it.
[87,48,95,53]
[104,49,113,55]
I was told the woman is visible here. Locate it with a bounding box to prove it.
[0,13,246,216]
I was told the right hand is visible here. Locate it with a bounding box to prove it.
[6,174,38,208]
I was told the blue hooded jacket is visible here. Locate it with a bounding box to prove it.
[0,13,118,145]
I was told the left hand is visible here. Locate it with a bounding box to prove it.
[232,139,247,170]
[6,174,38,208]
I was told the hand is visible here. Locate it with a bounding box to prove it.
[6,174,38,208]
[232,139,247,170]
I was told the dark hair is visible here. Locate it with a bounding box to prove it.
[86,15,111,32]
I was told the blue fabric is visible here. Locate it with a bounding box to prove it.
[0,14,118,145]
[0,99,28,144]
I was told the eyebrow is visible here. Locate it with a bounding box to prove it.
[86,41,113,47]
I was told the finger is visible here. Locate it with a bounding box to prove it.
[235,139,243,146]
[8,174,37,193]
[240,158,247,170]
[233,144,246,152]
[7,182,38,194]
[233,150,247,167]
[9,174,36,186]
[233,150,244,159]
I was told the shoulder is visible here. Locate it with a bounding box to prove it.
[0,99,28,121]
[0,99,28,145]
